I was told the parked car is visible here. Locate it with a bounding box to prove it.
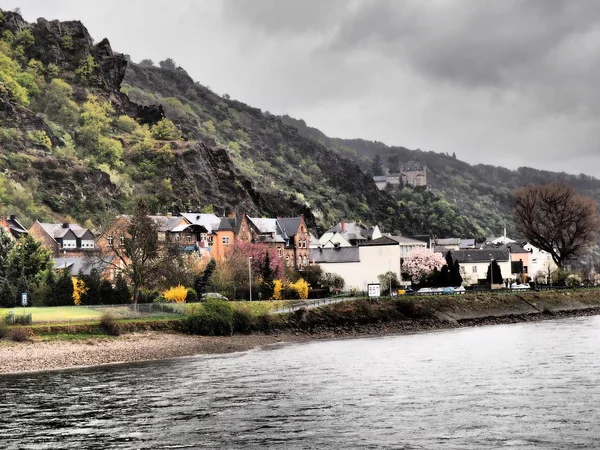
[454,286,466,294]
[201,292,229,301]
[442,287,455,294]
[510,283,531,290]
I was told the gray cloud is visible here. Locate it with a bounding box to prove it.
[5,0,600,175]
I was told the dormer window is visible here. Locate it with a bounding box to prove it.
[107,235,113,246]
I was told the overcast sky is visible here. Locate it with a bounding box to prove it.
[3,0,600,176]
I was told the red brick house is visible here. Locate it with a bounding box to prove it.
[237,215,310,270]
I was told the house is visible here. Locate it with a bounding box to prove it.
[373,160,428,190]
[0,215,28,239]
[237,215,310,270]
[319,222,382,247]
[311,236,402,292]
[97,213,234,262]
[29,221,95,257]
[180,213,235,261]
[447,248,512,285]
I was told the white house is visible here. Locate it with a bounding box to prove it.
[311,237,401,292]
[448,248,512,285]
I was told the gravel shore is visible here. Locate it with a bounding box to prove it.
[3,304,600,376]
[0,332,312,375]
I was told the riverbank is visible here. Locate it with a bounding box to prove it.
[3,290,600,375]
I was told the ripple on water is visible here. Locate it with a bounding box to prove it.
[1,316,600,449]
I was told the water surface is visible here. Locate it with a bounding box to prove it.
[2,316,600,449]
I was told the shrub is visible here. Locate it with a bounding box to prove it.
[232,307,255,333]
[75,54,97,80]
[185,299,233,336]
[7,327,30,342]
[186,287,198,303]
[99,313,121,336]
[150,118,181,140]
[163,284,188,303]
[114,115,138,133]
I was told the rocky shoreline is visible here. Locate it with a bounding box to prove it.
[2,305,600,376]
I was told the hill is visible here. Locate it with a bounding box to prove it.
[280,116,600,237]
[0,9,490,239]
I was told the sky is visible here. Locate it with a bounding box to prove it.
[3,0,600,176]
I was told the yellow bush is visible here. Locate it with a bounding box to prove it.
[272,279,283,300]
[72,278,88,306]
[288,278,309,299]
[163,284,188,303]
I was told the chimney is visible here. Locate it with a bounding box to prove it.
[62,223,69,229]
[9,215,15,221]
[167,212,172,218]
[341,222,345,231]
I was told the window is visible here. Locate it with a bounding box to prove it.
[297,257,302,268]
[460,266,466,274]
[201,233,207,242]
[523,266,528,274]
[285,255,290,266]
[277,247,283,257]
[472,266,477,274]
[107,235,113,246]
[187,234,193,243]
[208,236,214,246]
[222,236,230,246]
[120,235,125,247]
[303,255,308,266]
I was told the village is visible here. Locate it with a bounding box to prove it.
[0,208,563,305]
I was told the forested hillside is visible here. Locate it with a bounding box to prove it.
[280,116,600,237]
[0,9,488,239]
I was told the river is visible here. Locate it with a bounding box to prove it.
[1,316,600,449]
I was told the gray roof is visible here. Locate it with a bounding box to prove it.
[449,249,510,263]
[435,238,461,246]
[38,222,94,241]
[311,247,360,264]
[181,213,234,233]
[359,236,401,247]
[388,235,428,245]
[459,239,476,248]
[54,256,112,275]
[4,216,28,237]
[277,217,302,239]
[148,215,186,232]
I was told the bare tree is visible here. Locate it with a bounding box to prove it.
[96,200,181,303]
[513,183,600,267]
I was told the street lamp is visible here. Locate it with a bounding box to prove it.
[490,257,495,290]
[248,256,253,301]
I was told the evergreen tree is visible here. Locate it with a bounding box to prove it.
[6,234,52,287]
[113,273,130,304]
[53,269,74,306]
[260,251,275,299]
[79,270,101,305]
[371,154,385,176]
[196,258,217,294]
[0,228,15,276]
[486,260,502,286]
[98,279,115,304]
[39,269,57,306]
[452,260,463,286]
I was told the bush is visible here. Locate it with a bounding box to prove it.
[185,299,233,336]
[163,284,187,303]
[150,118,181,140]
[7,327,30,342]
[186,287,198,303]
[232,307,255,333]
[99,313,121,336]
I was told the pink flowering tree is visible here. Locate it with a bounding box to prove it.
[234,240,284,281]
[403,248,445,284]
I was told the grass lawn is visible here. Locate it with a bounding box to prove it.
[0,307,104,323]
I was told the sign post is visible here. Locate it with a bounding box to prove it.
[21,292,28,307]
[367,283,381,298]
